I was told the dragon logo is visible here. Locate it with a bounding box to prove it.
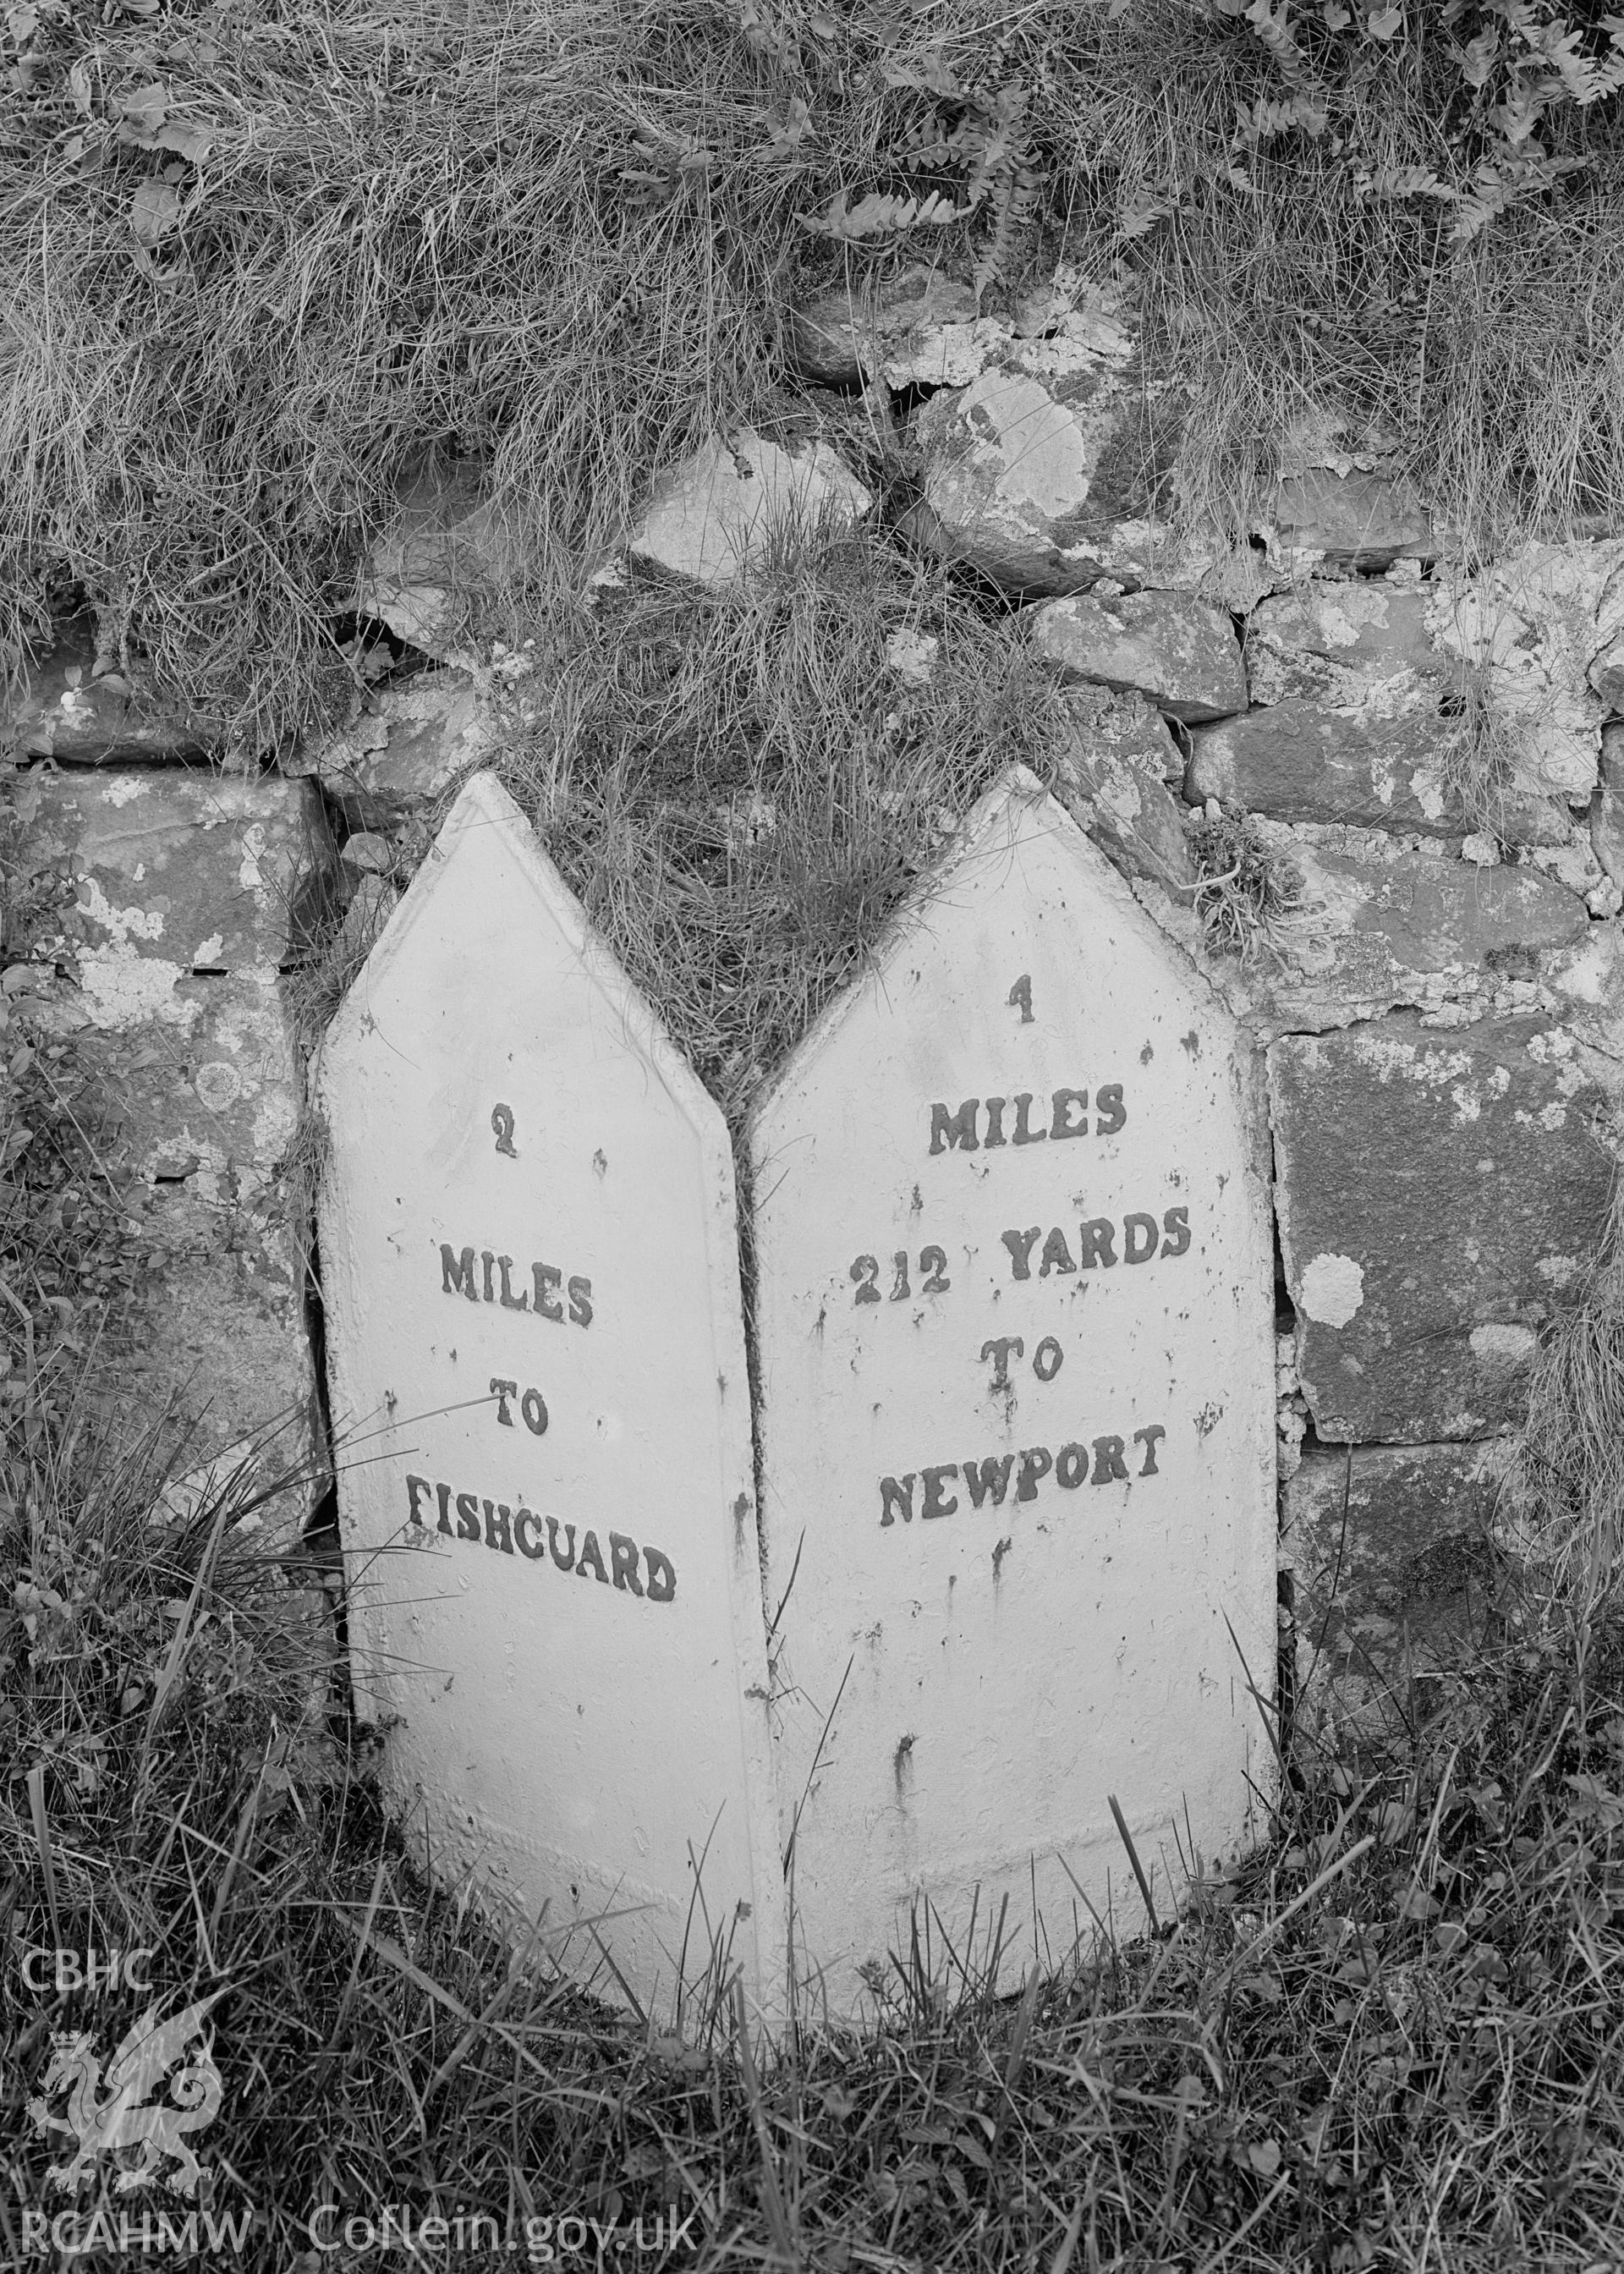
[25,1991,227,2197]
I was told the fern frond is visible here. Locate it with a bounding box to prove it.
[1234,92,1329,143]
[798,188,976,241]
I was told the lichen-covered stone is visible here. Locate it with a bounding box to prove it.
[1247,831,1588,1033]
[1282,1439,1509,1723]
[780,272,980,387]
[1187,703,1462,836]
[1029,591,1247,722]
[1426,540,1624,805]
[1269,467,1436,571]
[628,431,870,586]
[3,616,209,765]
[1270,1013,1612,1442]
[289,671,492,827]
[1052,688,1195,892]
[1594,627,1624,714]
[907,338,1245,598]
[21,770,321,1531]
[1248,585,1442,689]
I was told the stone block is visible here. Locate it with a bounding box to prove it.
[25,767,314,981]
[1283,1440,1508,1724]
[1248,585,1442,690]
[316,772,786,2015]
[1268,467,1437,571]
[1029,591,1247,722]
[628,431,870,587]
[751,766,1276,2010]
[1270,1013,1613,1443]
[781,272,979,387]
[1590,627,1624,715]
[1187,703,1462,836]
[4,616,209,765]
[289,671,492,827]
[21,769,321,1532]
[1053,689,1195,894]
[358,457,514,658]
[908,347,1235,598]
[1249,832,1588,1032]
[1426,540,1624,805]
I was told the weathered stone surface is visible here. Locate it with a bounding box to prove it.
[358,457,513,657]
[781,271,979,387]
[1246,832,1588,1033]
[289,671,492,827]
[1270,1013,1612,1443]
[3,616,209,765]
[751,766,1276,2011]
[1427,541,1624,805]
[21,769,320,1529]
[1269,466,1436,571]
[1053,689,1195,893]
[1187,703,1462,836]
[628,431,870,586]
[782,273,1134,393]
[1282,1440,1509,1724]
[317,772,787,2014]
[1594,628,1624,714]
[907,338,1245,598]
[1029,591,1247,722]
[1248,585,1442,689]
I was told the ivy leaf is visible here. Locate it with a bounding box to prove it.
[129,178,180,244]
[1367,4,1403,36]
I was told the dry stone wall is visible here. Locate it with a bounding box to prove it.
[7,269,1623,1742]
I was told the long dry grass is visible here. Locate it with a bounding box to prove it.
[3,0,1623,750]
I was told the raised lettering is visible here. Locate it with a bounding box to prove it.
[435,1480,454,1537]
[546,1516,576,1571]
[521,1387,548,1436]
[567,1274,594,1327]
[609,1532,645,1595]
[1123,1212,1160,1265]
[1134,1424,1167,1476]
[980,1336,1024,1389]
[405,1473,432,1526]
[929,1099,979,1155]
[483,1499,514,1555]
[1012,1093,1046,1146]
[645,1547,677,1602]
[1095,1083,1126,1135]
[576,1530,610,1585]
[514,1508,546,1559]
[1056,1442,1088,1488]
[480,1250,496,1303]
[1033,1335,1064,1381]
[1091,1436,1130,1484]
[1001,1226,1042,1281]
[441,1244,479,1301]
[1078,1218,1117,1268]
[1039,1226,1076,1277]
[921,1464,959,1519]
[983,1096,1008,1148]
[532,1263,564,1321]
[1050,1087,1089,1139]
[1161,1206,1191,1258]
[962,1455,1014,1508]
[497,1256,529,1311]
[455,1491,482,1541]
[1016,1446,1053,1502]
[489,1377,518,1426]
[879,1473,917,1527]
